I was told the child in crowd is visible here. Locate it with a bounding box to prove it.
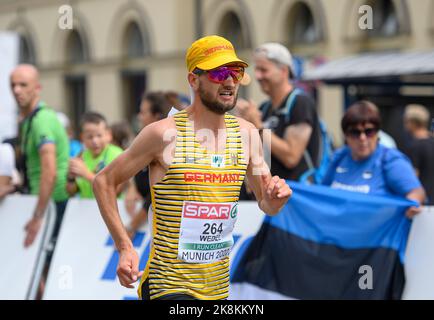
[66,112,124,198]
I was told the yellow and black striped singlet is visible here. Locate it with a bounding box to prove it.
[138,110,247,300]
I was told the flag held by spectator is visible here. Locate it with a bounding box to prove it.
[231,182,415,299]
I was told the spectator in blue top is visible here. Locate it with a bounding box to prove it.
[322,100,425,218]
[57,112,83,157]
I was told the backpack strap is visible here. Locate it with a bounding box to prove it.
[260,88,303,123]
[281,88,304,123]
[18,102,43,193]
[378,145,389,181]
[263,88,320,183]
[299,158,316,184]
[280,89,318,183]
[260,101,272,119]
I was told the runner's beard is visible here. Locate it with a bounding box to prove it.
[198,84,238,115]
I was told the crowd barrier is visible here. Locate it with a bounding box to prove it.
[0,32,19,142]
[402,206,434,299]
[0,195,55,299]
[0,195,432,300]
[42,199,264,300]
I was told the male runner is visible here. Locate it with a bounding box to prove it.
[93,35,292,300]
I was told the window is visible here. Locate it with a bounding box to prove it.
[121,22,149,122]
[65,75,87,131]
[65,30,89,129]
[122,71,147,124]
[217,11,250,97]
[288,2,320,45]
[124,22,149,58]
[218,11,247,49]
[66,30,88,64]
[368,0,399,37]
[18,34,36,64]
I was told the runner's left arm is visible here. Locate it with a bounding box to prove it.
[238,119,292,216]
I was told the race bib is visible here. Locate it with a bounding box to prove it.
[178,201,238,263]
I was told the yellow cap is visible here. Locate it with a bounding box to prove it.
[186,35,248,72]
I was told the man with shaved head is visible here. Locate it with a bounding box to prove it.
[10,64,69,250]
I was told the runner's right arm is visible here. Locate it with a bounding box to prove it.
[93,121,168,288]
[93,121,164,252]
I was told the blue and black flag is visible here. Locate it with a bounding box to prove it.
[231,183,415,300]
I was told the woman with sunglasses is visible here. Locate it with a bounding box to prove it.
[322,100,425,218]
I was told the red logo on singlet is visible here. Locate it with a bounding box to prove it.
[184,172,240,183]
[183,201,231,219]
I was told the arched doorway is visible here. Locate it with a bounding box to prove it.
[18,34,36,64]
[121,21,150,125]
[64,30,89,133]
[367,0,400,38]
[217,11,250,99]
[286,1,323,47]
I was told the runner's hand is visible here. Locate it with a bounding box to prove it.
[117,248,143,288]
[260,173,292,214]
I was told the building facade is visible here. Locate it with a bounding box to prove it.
[1,0,433,143]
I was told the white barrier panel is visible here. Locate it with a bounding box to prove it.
[0,32,18,142]
[43,200,264,300]
[402,206,434,300]
[0,195,55,299]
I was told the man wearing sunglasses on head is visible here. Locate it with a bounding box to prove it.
[235,43,321,184]
[93,35,292,300]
